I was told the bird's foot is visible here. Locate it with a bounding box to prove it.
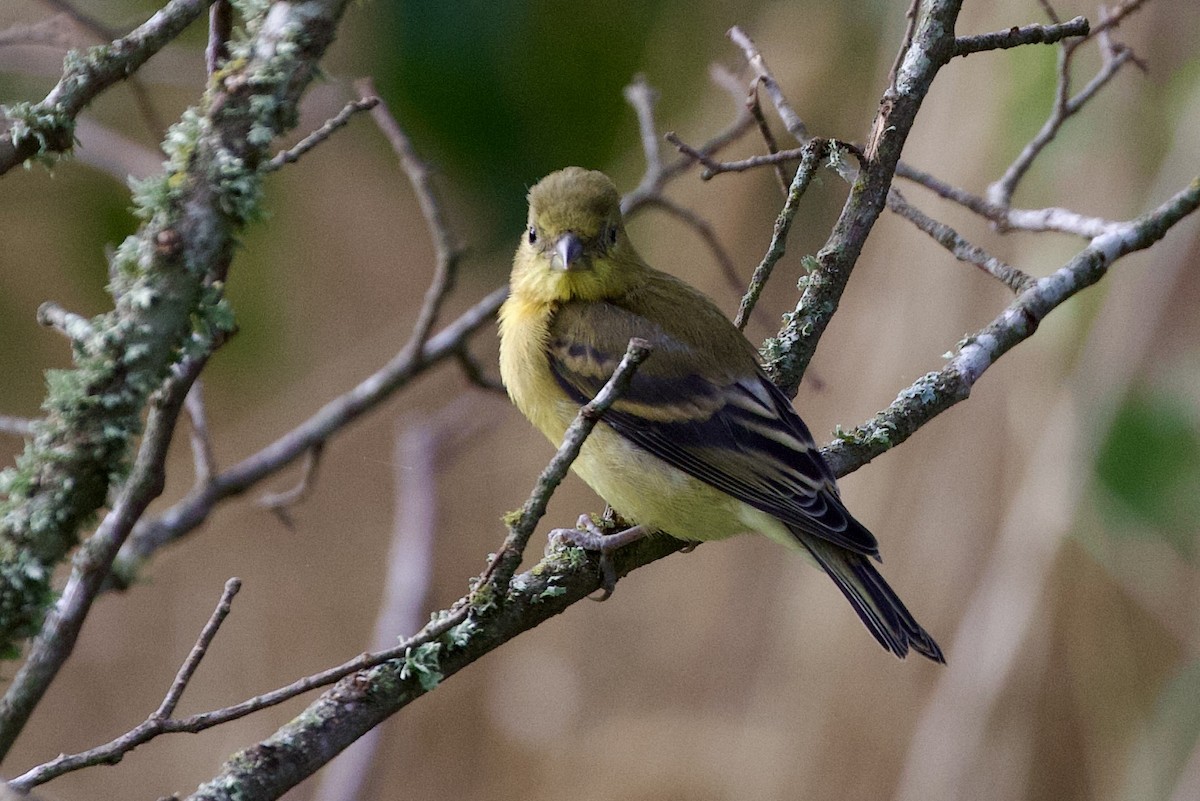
[549,514,647,601]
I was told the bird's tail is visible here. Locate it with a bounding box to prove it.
[800,538,945,663]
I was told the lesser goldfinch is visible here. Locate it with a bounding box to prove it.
[499,167,943,662]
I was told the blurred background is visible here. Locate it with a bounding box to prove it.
[1,1,1199,799]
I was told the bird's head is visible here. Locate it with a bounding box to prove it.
[512,167,640,302]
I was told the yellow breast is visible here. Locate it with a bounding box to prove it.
[498,293,758,543]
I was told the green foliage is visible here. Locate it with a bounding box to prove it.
[1094,388,1200,559]
[1120,660,1200,801]
[375,0,666,236]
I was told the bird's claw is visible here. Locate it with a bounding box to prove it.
[547,514,648,601]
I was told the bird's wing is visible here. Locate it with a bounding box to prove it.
[547,299,879,558]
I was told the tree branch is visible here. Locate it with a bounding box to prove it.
[0,344,214,758]
[823,177,1200,475]
[763,1,964,395]
[0,0,352,710]
[0,0,211,173]
[953,15,1088,58]
[112,286,508,577]
[734,139,832,330]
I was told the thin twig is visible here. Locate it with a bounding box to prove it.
[987,7,1139,209]
[263,96,380,172]
[205,0,231,77]
[664,131,730,178]
[483,338,652,595]
[823,175,1200,476]
[746,81,789,194]
[621,73,756,215]
[116,286,508,573]
[1036,0,1062,25]
[155,578,242,720]
[184,380,217,486]
[895,160,1120,237]
[35,301,94,342]
[624,75,663,197]
[888,0,923,91]
[638,196,743,300]
[952,15,1088,58]
[0,346,215,759]
[1087,0,1149,40]
[455,347,507,394]
[886,188,1034,293]
[683,144,806,178]
[0,416,38,438]
[11,592,468,791]
[624,78,771,319]
[358,78,466,358]
[727,26,807,143]
[257,443,324,526]
[735,139,830,330]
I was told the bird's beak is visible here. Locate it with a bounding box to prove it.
[552,233,585,271]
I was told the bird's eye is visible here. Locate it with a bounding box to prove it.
[607,225,618,246]
[527,226,537,244]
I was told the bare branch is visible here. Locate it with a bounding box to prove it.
[886,188,1034,293]
[823,176,1200,476]
[184,381,217,486]
[358,78,467,358]
[727,25,807,143]
[621,74,755,215]
[953,15,1088,58]
[0,0,210,173]
[895,160,1120,237]
[735,139,832,330]
[257,443,324,527]
[763,3,964,395]
[155,578,242,720]
[987,13,1139,209]
[263,96,380,172]
[115,286,508,573]
[623,75,663,192]
[685,144,807,178]
[0,416,37,438]
[637,195,743,300]
[205,0,231,77]
[455,348,507,395]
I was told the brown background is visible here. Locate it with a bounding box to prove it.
[1,1,1199,799]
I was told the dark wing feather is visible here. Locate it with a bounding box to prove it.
[547,299,879,558]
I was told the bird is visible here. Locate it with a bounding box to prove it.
[498,166,944,663]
